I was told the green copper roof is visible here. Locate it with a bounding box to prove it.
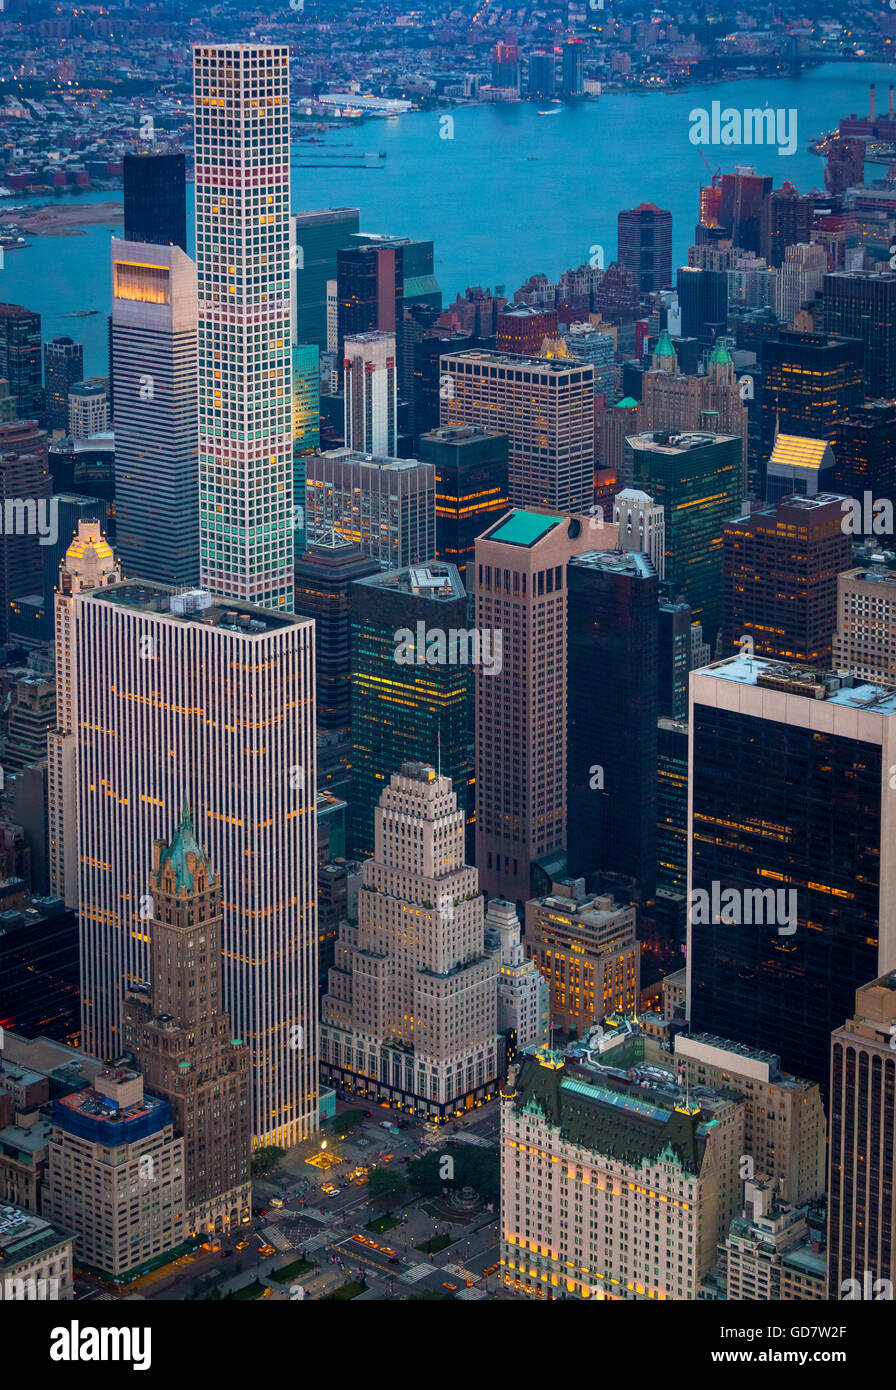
[488,510,563,547]
[654,328,677,360]
[157,799,216,894]
[616,396,639,409]
[514,1055,706,1174]
[709,341,733,365]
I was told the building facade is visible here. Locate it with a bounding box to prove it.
[525,882,640,1036]
[305,448,435,569]
[194,43,294,609]
[320,763,499,1119]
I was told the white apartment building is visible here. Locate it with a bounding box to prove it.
[343,330,398,457]
[320,762,499,1119]
[47,520,121,908]
[194,43,294,609]
[111,238,199,587]
[500,1048,744,1300]
[74,579,317,1147]
[68,380,109,440]
[832,565,896,685]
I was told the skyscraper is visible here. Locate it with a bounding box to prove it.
[68,380,110,440]
[305,448,435,568]
[722,494,853,665]
[42,337,83,432]
[821,270,896,400]
[111,238,199,587]
[496,306,558,355]
[343,330,398,456]
[47,520,121,910]
[293,208,360,350]
[832,566,896,684]
[123,812,251,1236]
[758,182,814,268]
[613,488,665,576]
[561,40,584,98]
[348,562,473,860]
[122,152,188,253]
[440,350,595,514]
[194,43,293,609]
[836,401,896,511]
[524,882,640,1034]
[828,974,896,1300]
[73,580,317,1146]
[626,429,743,646]
[617,204,673,297]
[718,168,773,254]
[567,548,658,898]
[0,417,51,646]
[0,303,42,419]
[320,762,499,1118]
[774,243,827,324]
[293,534,379,731]
[689,656,896,1086]
[473,508,620,903]
[417,424,509,581]
[760,329,863,463]
[527,51,556,100]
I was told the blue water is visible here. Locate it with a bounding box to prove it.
[2,61,890,375]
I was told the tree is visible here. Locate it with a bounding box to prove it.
[332,1108,364,1136]
[406,1152,443,1197]
[251,1144,286,1177]
[367,1168,407,1203]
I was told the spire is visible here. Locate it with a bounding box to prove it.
[179,791,192,833]
[651,329,678,372]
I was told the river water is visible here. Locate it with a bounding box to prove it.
[1,60,890,375]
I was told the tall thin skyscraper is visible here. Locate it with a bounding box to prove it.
[111,239,199,586]
[74,581,317,1146]
[617,204,673,297]
[194,44,293,609]
[48,520,121,910]
[43,337,83,431]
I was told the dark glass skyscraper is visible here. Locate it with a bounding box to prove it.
[618,204,673,297]
[348,562,473,861]
[760,329,864,462]
[567,549,658,903]
[418,424,509,582]
[626,429,743,647]
[821,270,896,400]
[43,337,83,431]
[836,400,896,512]
[689,656,894,1087]
[0,303,42,420]
[122,152,187,252]
[293,534,379,730]
[293,207,360,350]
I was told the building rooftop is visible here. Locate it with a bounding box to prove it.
[627,429,738,453]
[354,561,465,602]
[319,448,430,474]
[486,510,563,547]
[698,655,896,714]
[0,1203,73,1269]
[89,581,301,633]
[440,348,592,374]
[768,434,835,471]
[569,548,656,579]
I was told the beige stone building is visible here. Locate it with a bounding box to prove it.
[123,810,251,1236]
[500,1047,744,1300]
[675,1033,826,1207]
[42,1066,186,1282]
[832,566,896,685]
[525,881,640,1035]
[724,1178,826,1300]
[636,335,749,491]
[320,762,499,1119]
[0,1203,74,1301]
